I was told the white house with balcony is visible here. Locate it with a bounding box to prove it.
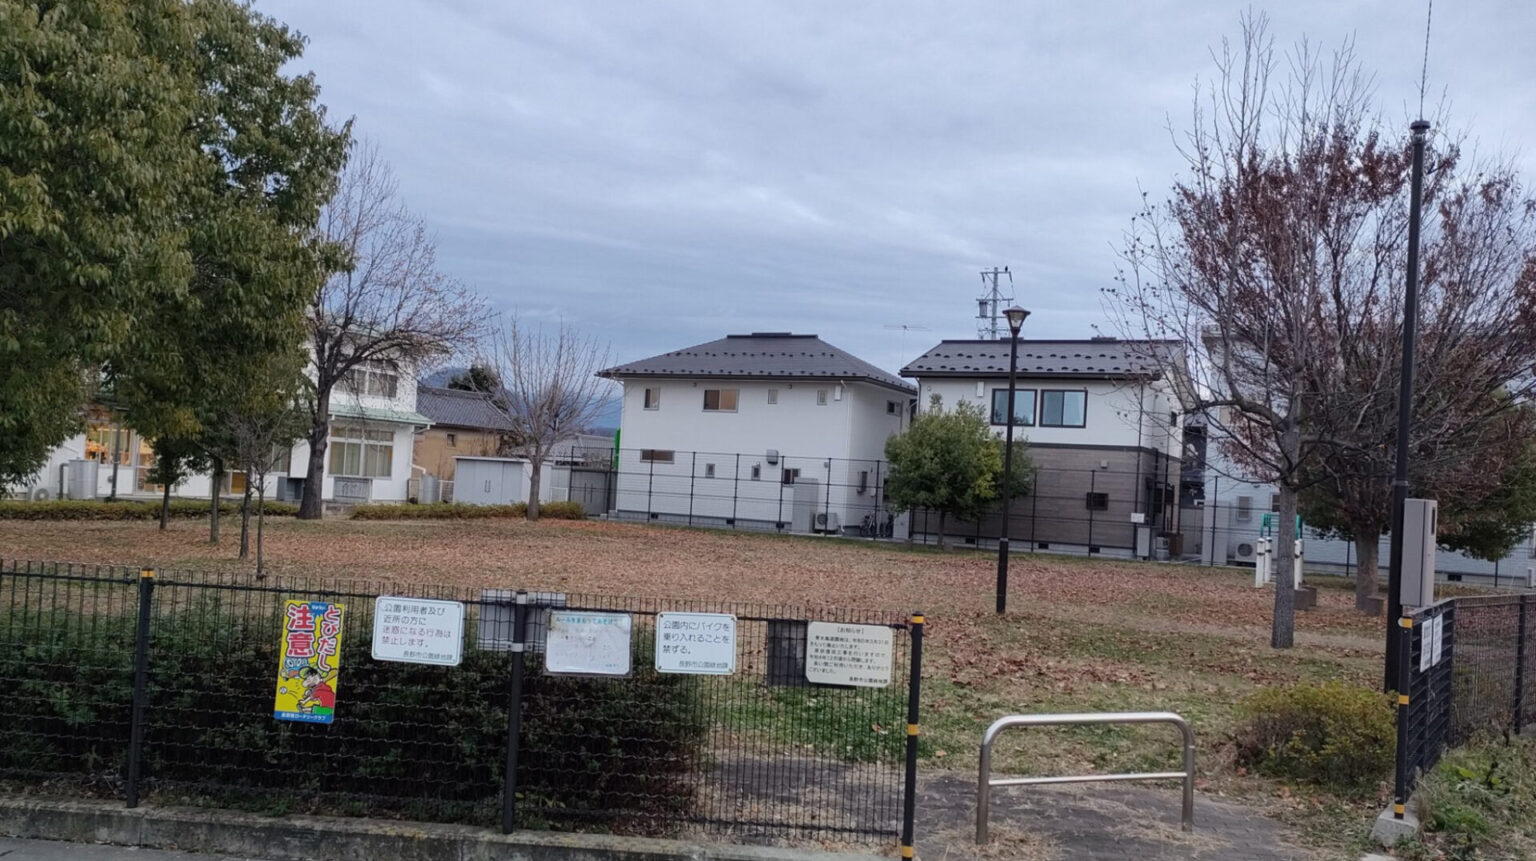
[9,355,429,507]
[900,336,1188,556]
[596,332,916,532]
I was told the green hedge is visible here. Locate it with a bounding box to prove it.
[0,499,298,521]
[351,501,586,521]
[1233,682,1394,794]
[0,601,703,831]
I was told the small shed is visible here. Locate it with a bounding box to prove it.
[453,456,527,506]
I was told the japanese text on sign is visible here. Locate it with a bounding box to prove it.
[372,597,464,666]
[545,611,632,676]
[655,612,737,675]
[805,621,893,688]
[274,600,344,724]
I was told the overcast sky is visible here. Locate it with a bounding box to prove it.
[264,1,1533,377]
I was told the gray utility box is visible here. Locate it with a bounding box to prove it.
[1400,498,1438,608]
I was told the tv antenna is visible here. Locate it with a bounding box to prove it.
[977,267,1014,340]
[884,323,932,359]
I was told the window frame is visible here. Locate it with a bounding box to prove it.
[643,387,661,410]
[1038,389,1088,428]
[340,361,399,399]
[639,449,675,464]
[781,467,801,485]
[328,422,395,479]
[767,388,779,405]
[702,388,739,412]
[989,388,1038,427]
[816,389,828,406]
[1085,491,1109,511]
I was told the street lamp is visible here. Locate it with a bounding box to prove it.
[996,306,1030,614]
[1385,119,1432,689]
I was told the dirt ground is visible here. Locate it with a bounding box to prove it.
[0,516,1388,857]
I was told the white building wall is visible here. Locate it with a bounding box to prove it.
[612,377,910,528]
[915,377,1181,458]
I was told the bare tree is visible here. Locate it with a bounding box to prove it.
[230,390,309,577]
[1108,15,1384,648]
[487,317,613,521]
[300,142,487,519]
[1111,13,1536,647]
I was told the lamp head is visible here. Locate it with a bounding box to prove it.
[1004,306,1029,336]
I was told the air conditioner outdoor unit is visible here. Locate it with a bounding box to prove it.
[1232,540,1257,563]
[813,512,841,534]
[31,488,51,502]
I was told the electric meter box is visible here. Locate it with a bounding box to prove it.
[1400,498,1438,609]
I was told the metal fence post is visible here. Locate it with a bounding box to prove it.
[1086,470,1096,553]
[1516,597,1529,734]
[1392,616,1412,820]
[688,451,697,527]
[125,567,155,808]
[1207,477,1219,566]
[732,453,740,528]
[646,455,654,519]
[900,613,925,860]
[1030,470,1039,551]
[501,590,530,833]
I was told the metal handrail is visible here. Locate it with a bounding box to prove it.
[976,711,1196,843]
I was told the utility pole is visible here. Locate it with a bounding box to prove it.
[976,267,1014,340]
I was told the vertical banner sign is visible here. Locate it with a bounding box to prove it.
[274,600,345,723]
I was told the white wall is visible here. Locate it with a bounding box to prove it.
[915,377,1181,458]
[612,377,911,528]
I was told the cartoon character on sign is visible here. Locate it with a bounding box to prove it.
[294,666,336,717]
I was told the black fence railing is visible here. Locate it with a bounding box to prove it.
[1393,594,1535,817]
[0,559,922,849]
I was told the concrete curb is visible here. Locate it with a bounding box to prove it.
[0,798,888,861]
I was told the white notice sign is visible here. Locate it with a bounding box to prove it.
[656,612,737,675]
[1431,614,1444,667]
[546,611,632,676]
[372,597,464,666]
[805,621,894,688]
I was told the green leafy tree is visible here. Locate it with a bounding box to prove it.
[110,0,349,544]
[884,397,1031,548]
[0,0,202,485]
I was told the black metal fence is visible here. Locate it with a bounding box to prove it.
[1392,594,1535,816]
[0,559,923,849]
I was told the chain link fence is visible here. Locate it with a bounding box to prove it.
[0,559,922,848]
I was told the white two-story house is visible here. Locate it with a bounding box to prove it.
[901,336,1187,557]
[596,333,916,533]
[11,355,429,507]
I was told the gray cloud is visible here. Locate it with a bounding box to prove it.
[266,0,1536,376]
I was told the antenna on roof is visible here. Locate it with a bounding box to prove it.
[976,267,1014,340]
[884,323,932,360]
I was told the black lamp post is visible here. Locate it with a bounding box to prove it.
[996,306,1030,614]
[1385,119,1431,689]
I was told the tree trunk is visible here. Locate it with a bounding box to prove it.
[526,457,543,521]
[256,478,267,577]
[937,509,948,549]
[1271,428,1300,649]
[159,477,171,532]
[905,508,915,546]
[298,393,330,520]
[239,467,253,560]
[1353,531,1382,612]
[209,457,223,546]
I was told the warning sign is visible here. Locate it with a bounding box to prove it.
[656,612,737,675]
[546,610,632,676]
[805,621,893,688]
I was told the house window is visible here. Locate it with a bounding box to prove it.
[989,389,1037,426]
[857,470,869,494]
[782,468,800,485]
[768,388,779,405]
[340,361,399,399]
[816,389,828,406]
[640,449,675,463]
[704,463,716,479]
[447,432,458,447]
[1236,495,1253,523]
[1086,492,1109,511]
[1270,493,1281,512]
[1039,390,1087,428]
[328,423,394,478]
[84,423,135,465]
[703,389,739,412]
[751,464,762,480]
[887,400,899,415]
[643,387,661,410]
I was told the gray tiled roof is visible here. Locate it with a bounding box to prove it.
[414,385,515,432]
[901,338,1178,380]
[598,333,915,394]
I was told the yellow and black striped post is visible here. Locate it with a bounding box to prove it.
[1391,616,1412,820]
[900,613,925,859]
[125,567,155,807]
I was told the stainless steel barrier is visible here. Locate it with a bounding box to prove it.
[976,711,1196,843]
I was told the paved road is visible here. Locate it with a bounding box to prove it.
[0,839,268,861]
